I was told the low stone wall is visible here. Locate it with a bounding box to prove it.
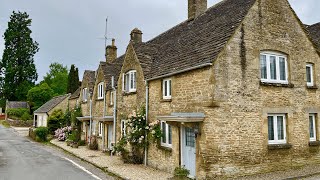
[7,119,33,127]
[29,127,36,140]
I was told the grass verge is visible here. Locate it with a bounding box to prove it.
[0,120,10,128]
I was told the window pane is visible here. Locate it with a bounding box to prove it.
[307,66,312,83]
[279,57,286,80]
[126,74,129,91]
[277,116,284,140]
[130,73,134,89]
[268,116,274,140]
[164,81,168,96]
[162,122,166,143]
[133,72,136,89]
[169,80,172,96]
[260,55,267,79]
[310,116,315,138]
[185,127,195,147]
[168,125,172,144]
[270,56,277,80]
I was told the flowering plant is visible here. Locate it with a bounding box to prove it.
[113,107,163,164]
[54,126,72,141]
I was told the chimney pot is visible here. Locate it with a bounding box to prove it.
[130,28,143,44]
[188,0,207,20]
[106,39,117,63]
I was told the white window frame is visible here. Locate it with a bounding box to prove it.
[123,70,137,93]
[260,52,288,84]
[82,88,88,102]
[110,91,114,105]
[97,82,104,99]
[98,122,103,137]
[161,121,172,148]
[162,78,172,100]
[310,114,317,142]
[121,120,126,137]
[268,114,287,145]
[306,64,314,87]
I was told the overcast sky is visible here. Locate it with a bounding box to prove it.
[0,0,319,82]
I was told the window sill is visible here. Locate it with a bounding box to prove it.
[309,141,320,146]
[160,99,172,102]
[260,82,294,88]
[307,85,318,90]
[95,98,104,101]
[268,144,292,150]
[122,92,136,96]
[158,145,172,152]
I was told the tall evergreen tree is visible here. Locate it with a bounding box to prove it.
[0,11,39,101]
[67,64,80,93]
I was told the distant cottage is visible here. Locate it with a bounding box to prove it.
[34,94,70,127]
[70,0,320,178]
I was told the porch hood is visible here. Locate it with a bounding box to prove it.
[76,116,91,122]
[157,113,205,123]
[94,116,114,122]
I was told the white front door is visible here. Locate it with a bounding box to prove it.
[38,116,42,127]
[108,124,113,149]
[182,126,196,178]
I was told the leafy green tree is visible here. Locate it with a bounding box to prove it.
[42,62,68,95]
[0,11,39,101]
[67,64,80,94]
[27,83,54,111]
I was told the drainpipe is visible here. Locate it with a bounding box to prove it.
[113,89,117,147]
[89,92,93,144]
[102,88,106,150]
[144,80,149,166]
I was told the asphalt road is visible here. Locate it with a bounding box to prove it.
[0,125,114,180]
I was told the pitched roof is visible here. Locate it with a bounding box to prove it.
[34,94,70,113]
[136,0,256,79]
[6,101,29,109]
[306,22,320,50]
[69,87,81,100]
[82,70,96,90]
[105,55,125,90]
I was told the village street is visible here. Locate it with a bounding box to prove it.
[0,125,113,180]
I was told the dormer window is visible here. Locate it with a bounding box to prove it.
[97,82,104,99]
[123,70,136,93]
[82,88,88,102]
[260,52,288,84]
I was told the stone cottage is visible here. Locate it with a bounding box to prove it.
[113,0,320,179]
[77,70,95,142]
[70,0,320,178]
[33,94,70,127]
[68,87,81,110]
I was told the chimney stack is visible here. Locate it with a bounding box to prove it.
[188,0,207,20]
[130,28,143,44]
[106,38,117,63]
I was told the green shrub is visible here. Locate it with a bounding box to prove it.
[174,166,190,178]
[88,136,98,150]
[21,112,31,121]
[34,127,49,142]
[78,140,86,146]
[47,109,64,134]
[7,108,30,119]
[67,130,80,142]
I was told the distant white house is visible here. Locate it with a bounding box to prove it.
[34,94,70,127]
